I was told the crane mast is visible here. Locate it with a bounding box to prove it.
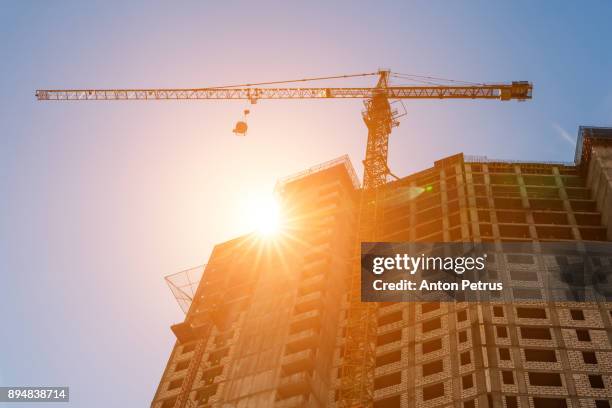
[36,71,532,408]
[339,70,394,408]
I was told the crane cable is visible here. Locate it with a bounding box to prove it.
[391,72,486,86]
[208,72,379,89]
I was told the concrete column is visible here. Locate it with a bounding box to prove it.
[553,166,582,241]
[439,168,451,242]
[515,165,539,241]
[464,164,481,242]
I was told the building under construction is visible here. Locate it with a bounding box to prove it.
[152,126,612,408]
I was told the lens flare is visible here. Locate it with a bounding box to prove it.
[250,195,281,236]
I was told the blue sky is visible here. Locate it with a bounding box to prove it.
[1,1,611,406]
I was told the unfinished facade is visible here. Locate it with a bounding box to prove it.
[152,126,612,408]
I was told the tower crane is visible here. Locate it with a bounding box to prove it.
[36,70,532,408]
[35,70,531,189]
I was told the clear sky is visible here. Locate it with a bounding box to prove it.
[1,1,611,406]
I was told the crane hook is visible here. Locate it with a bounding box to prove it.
[233,109,250,136]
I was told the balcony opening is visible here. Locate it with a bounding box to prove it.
[422,382,444,401]
[480,223,493,237]
[522,175,556,186]
[500,224,530,238]
[496,326,508,338]
[422,318,441,333]
[528,372,562,387]
[536,226,573,240]
[175,360,190,371]
[570,309,585,320]
[513,288,542,300]
[207,348,229,366]
[506,396,518,408]
[510,270,538,282]
[589,375,605,388]
[374,371,401,390]
[476,197,490,209]
[490,174,518,185]
[201,366,223,386]
[421,302,440,314]
[516,307,547,319]
[376,350,401,367]
[196,384,218,405]
[374,395,401,408]
[565,188,590,199]
[524,349,556,362]
[529,199,564,211]
[497,211,527,223]
[182,343,196,353]
[493,185,521,197]
[478,210,491,222]
[377,330,401,346]
[168,378,183,391]
[415,219,444,238]
[489,164,516,174]
[521,327,551,340]
[582,351,597,364]
[161,397,177,408]
[574,213,601,225]
[580,227,607,241]
[570,200,596,212]
[460,351,471,365]
[533,398,567,408]
[526,186,559,199]
[533,212,568,225]
[494,198,523,210]
[422,360,443,377]
[506,254,534,264]
[561,176,585,187]
[377,311,402,326]
[576,329,591,341]
[462,374,473,389]
[422,338,442,354]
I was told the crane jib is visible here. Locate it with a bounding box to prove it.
[35,83,532,101]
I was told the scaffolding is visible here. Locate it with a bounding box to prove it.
[465,154,574,166]
[165,265,205,314]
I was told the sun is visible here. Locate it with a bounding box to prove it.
[250,194,282,236]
